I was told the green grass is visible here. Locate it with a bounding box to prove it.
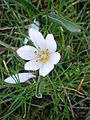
[0,0,90,120]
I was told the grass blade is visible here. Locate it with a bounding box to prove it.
[14,0,39,15]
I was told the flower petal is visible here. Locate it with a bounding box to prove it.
[49,52,61,64]
[28,19,40,32]
[30,23,39,31]
[34,19,40,28]
[5,73,35,84]
[28,28,45,49]
[24,59,42,70]
[24,19,40,45]
[17,45,38,60]
[39,62,54,77]
[24,38,29,44]
[45,34,57,53]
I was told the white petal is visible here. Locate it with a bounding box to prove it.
[28,28,45,50]
[17,45,38,60]
[39,62,54,77]
[24,38,29,44]
[5,73,35,84]
[24,59,42,70]
[34,19,40,27]
[30,23,39,31]
[28,19,40,32]
[45,34,57,53]
[49,52,61,64]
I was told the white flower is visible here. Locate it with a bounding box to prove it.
[24,19,40,44]
[5,73,35,84]
[17,28,61,77]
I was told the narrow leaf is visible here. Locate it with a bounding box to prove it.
[42,12,81,32]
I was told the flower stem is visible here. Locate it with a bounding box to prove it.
[36,75,42,98]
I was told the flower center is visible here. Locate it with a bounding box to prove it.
[34,47,49,63]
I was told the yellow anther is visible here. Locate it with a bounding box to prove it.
[36,59,39,62]
[46,56,49,59]
[40,57,44,61]
[38,47,41,51]
[46,49,49,54]
[34,51,37,55]
[42,51,45,54]
[37,48,50,63]
[43,59,47,63]
[47,54,49,57]
[39,54,42,57]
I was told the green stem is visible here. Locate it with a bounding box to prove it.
[36,75,42,98]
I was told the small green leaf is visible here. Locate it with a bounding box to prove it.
[14,0,39,15]
[42,12,81,32]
